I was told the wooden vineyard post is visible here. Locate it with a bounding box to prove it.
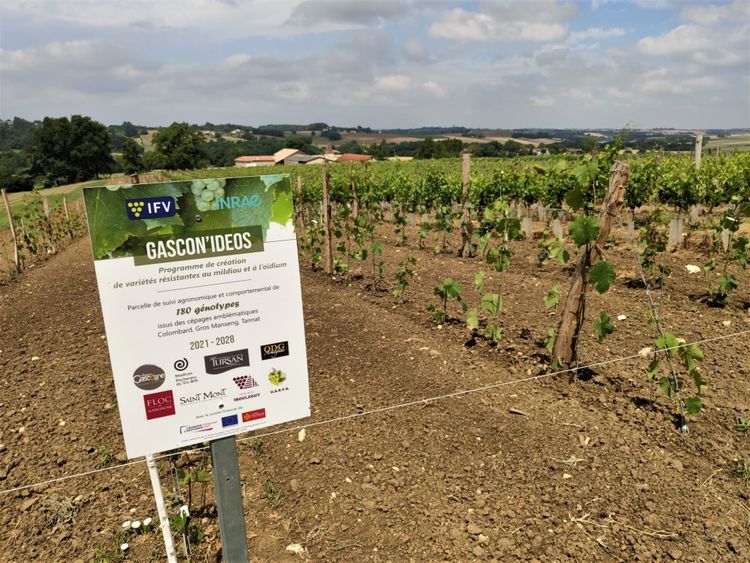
[1,188,21,275]
[322,161,333,275]
[351,168,359,220]
[460,152,473,257]
[42,197,57,254]
[295,175,305,236]
[552,162,629,369]
[694,132,703,169]
[62,196,75,240]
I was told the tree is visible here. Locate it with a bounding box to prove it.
[27,115,115,187]
[121,138,145,175]
[416,137,436,159]
[0,151,34,192]
[284,136,315,153]
[152,123,206,169]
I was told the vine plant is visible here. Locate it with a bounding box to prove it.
[466,199,519,344]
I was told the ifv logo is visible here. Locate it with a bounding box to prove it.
[126,197,177,220]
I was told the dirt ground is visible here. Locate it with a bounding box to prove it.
[0,218,749,562]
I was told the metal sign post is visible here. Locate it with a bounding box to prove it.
[211,436,249,562]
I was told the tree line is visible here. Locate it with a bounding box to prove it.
[0,116,331,191]
[0,115,716,192]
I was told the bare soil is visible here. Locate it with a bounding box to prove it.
[0,220,748,562]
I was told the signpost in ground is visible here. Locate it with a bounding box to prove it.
[83,175,310,560]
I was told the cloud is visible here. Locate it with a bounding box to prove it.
[0,40,152,92]
[403,40,429,62]
[640,75,723,94]
[637,4,748,72]
[680,1,746,25]
[374,74,411,91]
[637,25,713,55]
[1,0,409,37]
[286,0,409,28]
[531,95,555,107]
[430,9,568,42]
[568,27,625,43]
[429,2,575,43]
[0,1,746,128]
[422,81,445,98]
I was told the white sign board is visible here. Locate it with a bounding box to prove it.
[83,175,310,458]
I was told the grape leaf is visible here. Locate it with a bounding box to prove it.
[593,311,614,343]
[474,270,485,293]
[481,292,500,316]
[565,187,584,211]
[689,368,707,393]
[655,332,680,351]
[484,323,501,342]
[549,238,570,265]
[569,215,600,247]
[544,285,560,309]
[467,308,478,330]
[718,274,738,293]
[589,260,615,293]
[684,396,703,416]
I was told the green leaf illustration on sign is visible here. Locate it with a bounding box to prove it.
[83,175,292,261]
[85,182,185,259]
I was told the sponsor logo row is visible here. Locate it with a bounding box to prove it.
[126,194,260,221]
[147,389,267,428]
[134,341,289,423]
[204,341,288,374]
[132,340,288,391]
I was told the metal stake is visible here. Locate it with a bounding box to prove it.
[146,454,178,563]
[210,436,249,562]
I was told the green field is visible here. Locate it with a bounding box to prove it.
[0,176,130,231]
[705,134,750,151]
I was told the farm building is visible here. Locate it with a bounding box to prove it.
[234,148,313,167]
[234,155,276,167]
[336,153,373,163]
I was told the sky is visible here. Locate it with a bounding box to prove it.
[1,0,748,129]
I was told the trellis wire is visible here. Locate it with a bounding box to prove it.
[1,329,748,497]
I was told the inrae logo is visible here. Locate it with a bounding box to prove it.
[204,349,249,374]
[126,197,177,220]
[242,408,266,422]
[233,375,259,390]
[221,414,239,427]
[133,364,166,391]
[216,195,262,210]
[260,341,289,360]
[144,390,175,420]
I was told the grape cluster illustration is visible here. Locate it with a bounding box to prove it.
[268,368,286,386]
[191,178,227,212]
[233,375,258,389]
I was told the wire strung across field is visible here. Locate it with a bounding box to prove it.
[1,329,748,497]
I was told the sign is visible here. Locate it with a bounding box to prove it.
[83,175,310,458]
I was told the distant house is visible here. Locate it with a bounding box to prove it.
[234,155,276,167]
[305,155,339,165]
[273,148,299,164]
[284,153,318,165]
[337,153,373,163]
[235,148,319,167]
